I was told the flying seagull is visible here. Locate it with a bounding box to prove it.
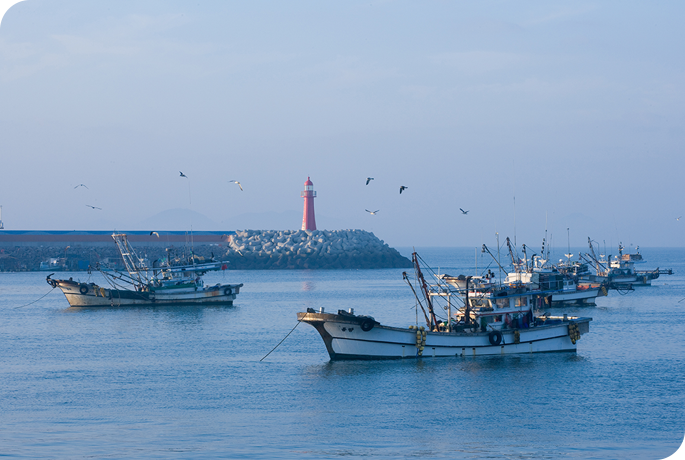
[399,186,408,194]
[229,180,243,191]
[460,208,469,215]
[366,177,374,185]
[85,205,102,210]
[365,209,379,215]
[74,184,88,189]
[677,216,682,221]
[150,231,160,238]
[179,171,187,178]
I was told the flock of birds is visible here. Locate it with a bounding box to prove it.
[74,183,102,210]
[75,173,471,217]
[93,172,685,223]
[182,171,244,191]
[75,174,684,222]
[362,177,468,217]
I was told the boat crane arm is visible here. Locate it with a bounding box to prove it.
[505,237,518,271]
[402,271,431,328]
[583,238,608,274]
[481,244,507,273]
[587,237,604,273]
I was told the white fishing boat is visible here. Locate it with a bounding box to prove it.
[298,252,591,360]
[47,233,242,307]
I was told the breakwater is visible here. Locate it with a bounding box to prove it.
[0,229,411,271]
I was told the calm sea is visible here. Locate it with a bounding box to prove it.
[0,247,683,459]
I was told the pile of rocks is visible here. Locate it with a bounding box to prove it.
[223,229,411,269]
[0,229,411,271]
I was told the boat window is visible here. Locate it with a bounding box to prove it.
[515,296,528,307]
[496,298,509,309]
[469,298,493,309]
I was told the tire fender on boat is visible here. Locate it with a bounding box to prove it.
[79,285,88,294]
[488,330,503,346]
[223,287,232,296]
[360,319,375,332]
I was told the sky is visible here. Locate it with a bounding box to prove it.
[0,0,683,248]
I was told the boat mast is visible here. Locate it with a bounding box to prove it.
[111,233,149,286]
[506,237,518,273]
[522,244,529,272]
[463,276,472,328]
[412,252,438,330]
[402,271,430,327]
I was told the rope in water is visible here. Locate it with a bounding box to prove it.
[14,286,56,309]
[260,319,303,362]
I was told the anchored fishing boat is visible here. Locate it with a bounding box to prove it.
[581,241,672,289]
[298,252,591,360]
[496,237,605,307]
[47,233,242,307]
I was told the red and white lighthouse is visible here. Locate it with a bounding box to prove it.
[301,177,317,231]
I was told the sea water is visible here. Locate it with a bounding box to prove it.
[0,247,683,459]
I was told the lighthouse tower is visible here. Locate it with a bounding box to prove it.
[301,177,317,231]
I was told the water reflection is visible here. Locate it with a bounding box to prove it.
[301,281,315,291]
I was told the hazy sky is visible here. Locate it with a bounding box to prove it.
[1,1,683,248]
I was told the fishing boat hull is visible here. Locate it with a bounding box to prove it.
[49,277,242,307]
[551,286,603,306]
[297,310,591,360]
[608,272,658,288]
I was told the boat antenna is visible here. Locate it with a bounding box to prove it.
[513,195,516,248]
[565,227,573,264]
[496,232,502,284]
[543,211,549,264]
[512,159,516,247]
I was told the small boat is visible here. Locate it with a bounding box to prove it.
[47,233,242,307]
[298,252,591,360]
[39,258,66,271]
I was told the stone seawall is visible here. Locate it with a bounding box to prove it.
[0,230,411,271]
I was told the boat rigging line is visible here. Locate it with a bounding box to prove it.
[481,244,507,275]
[402,270,430,326]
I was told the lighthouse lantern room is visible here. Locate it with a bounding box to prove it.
[301,177,317,231]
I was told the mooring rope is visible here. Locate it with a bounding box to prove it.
[14,286,56,309]
[260,319,303,362]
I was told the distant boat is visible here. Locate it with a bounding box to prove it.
[39,258,66,271]
[47,233,242,307]
[298,252,591,360]
[507,254,606,306]
[583,244,672,289]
